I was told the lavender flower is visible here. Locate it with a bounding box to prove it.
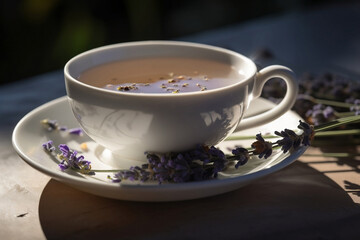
[281,72,360,121]
[206,146,228,177]
[275,129,301,153]
[274,121,314,153]
[40,119,84,135]
[42,140,55,152]
[68,128,83,135]
[151,147,215,183]
[111,145,228,184]
[42,141,93,174]
[298,72,360,101]
[231,147,249,168]
[110,164,150,183]
[297,120,314,146]
[349,99,360,116]
[305,104,336,125]
[57,144,92,174]
[251,134,273,159]
[59,126,68,131]
[41,119,59,131]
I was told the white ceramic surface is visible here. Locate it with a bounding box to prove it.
[12,96,307,202]
[64,41,298,161]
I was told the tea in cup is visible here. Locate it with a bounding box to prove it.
[64,41,298,161]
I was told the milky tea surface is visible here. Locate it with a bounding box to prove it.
[78,57,245,93]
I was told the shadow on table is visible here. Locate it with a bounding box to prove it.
[38,161,360,240]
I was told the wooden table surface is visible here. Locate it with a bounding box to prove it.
[1,3,360,239]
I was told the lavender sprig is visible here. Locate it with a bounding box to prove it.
[40,119,83,136]
[42,141,93,175]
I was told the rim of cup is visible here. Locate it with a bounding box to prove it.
[64,40,257,98]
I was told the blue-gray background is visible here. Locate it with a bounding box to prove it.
[1,0,355,85]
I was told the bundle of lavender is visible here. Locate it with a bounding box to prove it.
[261,72,360,147]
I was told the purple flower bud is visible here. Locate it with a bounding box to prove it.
[251,133,273,159]
[59,144,70,157]
[297,120,314,146]
[58,160,69,171]
[41,119,59,131]
[68,128,83,135]
[232,147,249,168]
[175,164,188,171]
[306,104,335,125]
[350,99,360,115]
[275,129,301,153]
[42,140,55,152]
[323,106,335,118]
[59,126,68,131]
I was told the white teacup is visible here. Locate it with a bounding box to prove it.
[64,41,298,161]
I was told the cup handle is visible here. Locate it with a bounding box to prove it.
[235,65,298,131]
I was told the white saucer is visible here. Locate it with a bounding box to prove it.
[12,96,307,202]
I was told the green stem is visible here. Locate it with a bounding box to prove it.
[225,128,360,141]
[315,129,360,137]
[311,139,360,146]
[299,94,353,108]
[304,153,360,157]
[335,112,357,117]
[225,135,278,141]
[314,115,360,132]
[91,169,122,173]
